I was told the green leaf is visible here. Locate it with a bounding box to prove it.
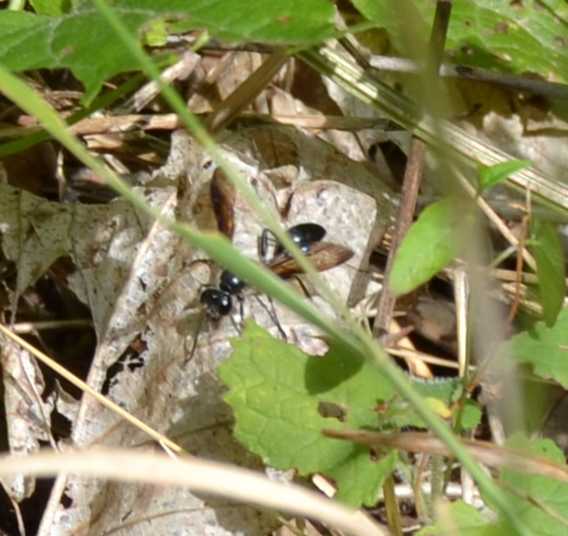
[530,219,566,326]
[478,160,532,193]
[352,0,568,83]
[385,378,481,430]
[142,18,168,48]
[389,198,468,296]
[219,322,397,507]
[421,437,568,535]
[418,500,502,536]
[0,0,335,101]
[504,309,568,388]
[219,323,482,505]
[494,435,568,536]
[421,381,481,431]
[30,0,71,15]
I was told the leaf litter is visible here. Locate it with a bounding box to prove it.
[0,115,383,533]
[2,5,568,533]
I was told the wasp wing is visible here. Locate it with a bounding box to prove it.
[268,241,353,279]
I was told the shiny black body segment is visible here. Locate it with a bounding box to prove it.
[200,270,245,320]
[258,222,326,262]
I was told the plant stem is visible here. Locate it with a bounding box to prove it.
[383,475,403,536]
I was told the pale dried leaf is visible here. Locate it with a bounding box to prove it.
[0,186,72,311]
[0,335,53,501]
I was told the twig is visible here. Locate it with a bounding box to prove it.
[368,56,568,100]
[374,1,452,338]
[489,268,547,285]
[72,113,182,134]
[0,449,387,536]
[239,112,390,130]
[11,319,92,334]
[394,481,482,503]
[455,168,537,271]
[507,207,530,323]
[453,267,470,377]
[120,51,201,113]
[206,49,290,133]
[323,429,568,482]
[388,347,461,370]
[374,140,426,336]
[0,112,390,139]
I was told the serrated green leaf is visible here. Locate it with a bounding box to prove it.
[530,219,566,326]
[494,434,568,536]
[219,323,482,505]
[478,160,532,193]
[0,0,335,101]
[504,309,568,388]
[218,322,398,507]
[389,198,468,296]
[418,500,502,536]
[352,0,568,83]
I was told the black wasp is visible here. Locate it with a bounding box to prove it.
[199,224,328,321]
[199,170,353,321]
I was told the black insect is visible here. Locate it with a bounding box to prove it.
[188,268,247,362]
[200,269,246,321]
[202,171,354,319]
[198,221,352,322]
[197,170,243,321]
[188,178,356,362]
[258,222,327,263]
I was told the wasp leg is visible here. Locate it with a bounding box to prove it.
[253,294,287,341]
[185,309,207,365]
